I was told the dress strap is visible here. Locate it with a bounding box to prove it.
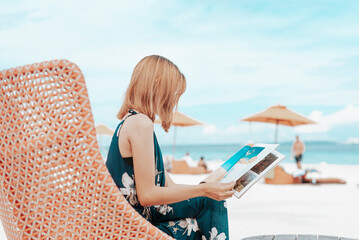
[128,109,137,115]
[123,109,138,121]
[116,109,138,137]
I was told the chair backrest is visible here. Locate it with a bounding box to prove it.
[0,60,172,239]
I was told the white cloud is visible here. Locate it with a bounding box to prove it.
[325,104,359,125]
[295,105,359,133]
[203,124,216,135]
[202,124,246,136]
[344,137,359,144]
[202,122,271,136]
[295,111,329,133]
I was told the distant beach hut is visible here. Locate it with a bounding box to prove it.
[241,104,316,143]
[155,111,205,157]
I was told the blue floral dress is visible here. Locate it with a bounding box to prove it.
[106,110,229,239]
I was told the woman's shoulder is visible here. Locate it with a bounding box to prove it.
[126,113,154,131]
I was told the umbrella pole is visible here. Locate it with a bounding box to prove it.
[249,121,252,141]
[172,126,177,158]
[274,121,278,143]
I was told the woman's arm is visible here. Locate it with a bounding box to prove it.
[128,114,234,206]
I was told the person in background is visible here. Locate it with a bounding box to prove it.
[182,152,196,167]
[292,135,305,169]
[163,155,173,172]
[198,156,208,170]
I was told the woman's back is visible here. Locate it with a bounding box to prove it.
[106,110,165,220]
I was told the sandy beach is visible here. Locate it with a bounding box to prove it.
[169,163,359,239]
[0,163,358,239]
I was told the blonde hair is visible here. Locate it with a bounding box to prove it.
[117,55,186,132]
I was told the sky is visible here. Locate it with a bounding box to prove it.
[1,0,359,145]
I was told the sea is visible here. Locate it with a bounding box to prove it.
[100,141,359,165]
[159,142,359,165]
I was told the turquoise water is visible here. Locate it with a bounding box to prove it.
[159,142,359,165]
[100,141,359,165]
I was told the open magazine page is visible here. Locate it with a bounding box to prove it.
[231,151,284,198]
[200,143,284,199]
[201,145,252,183]
[220,144,278,184]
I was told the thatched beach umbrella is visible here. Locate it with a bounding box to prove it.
[155,111,205,156]
[95,124,115,136]
[95,124,115,152]
[241,104,316,143]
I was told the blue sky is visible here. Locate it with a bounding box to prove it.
[1,0,359,145]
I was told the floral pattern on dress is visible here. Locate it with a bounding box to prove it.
[142,206,152,221]
[202,227,227,240]
[120,172,154,220]
[178,218,199,236]
[161,218,200,237]
[154,204,174,215]
[167,221,180,234]
[120,172,138,206]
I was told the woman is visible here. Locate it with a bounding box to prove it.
[106,55,235,239]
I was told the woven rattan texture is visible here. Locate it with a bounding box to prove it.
[0,60,172,239]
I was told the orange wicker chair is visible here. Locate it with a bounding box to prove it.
[0,60,173,239]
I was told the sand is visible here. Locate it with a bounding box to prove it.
[170,163,359,239]
[0,163,358,239]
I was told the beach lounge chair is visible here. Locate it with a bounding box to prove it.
[171,160,212,174]
[265,166,299,184]
[265,166,346,185]
[0,60,172,239]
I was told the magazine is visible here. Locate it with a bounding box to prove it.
[201,144,285,199]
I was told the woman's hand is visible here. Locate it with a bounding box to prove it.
[203,181,235,201]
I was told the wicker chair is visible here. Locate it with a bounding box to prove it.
[0,60,172,239]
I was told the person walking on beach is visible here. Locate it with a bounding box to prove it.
[106,55,234,239]
[292,135,305,169]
